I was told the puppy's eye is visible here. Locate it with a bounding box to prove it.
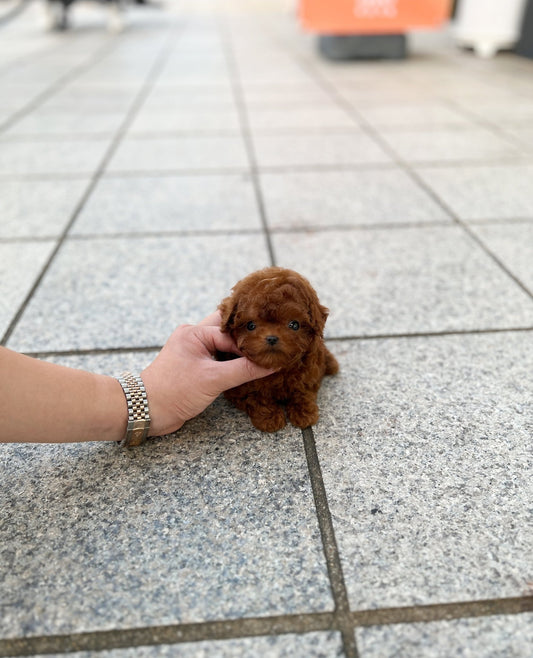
[246,321,256,331]
[288,320,300,331]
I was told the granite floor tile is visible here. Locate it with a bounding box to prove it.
[454,98,533,126]
[237,66,314,87]
[247,105,358,133]
[378,128,523,164]
[261,169,450,230]
[44,350,158,379]
[272,227,533,337]
[0,178,88,238]
[416,164,533,222]
[38,89,136,114]
[315,333,532,609]
[333,80,436,105]
[355,102,476,130]
[0,138,110,176]
[0,241,56,340]
[0,401,332,636]
[127,107,241,135]
[142,85,236,111]
[7,234,270,352]
[356,614,533,658]
[4,111,126,137]
[252,132,391,168]
[502,126,533,152]
[73,174,262,235]
[0,83,47,111]
[471,222,533,293]
[242,84,332,107]
[107,136,249,173]
[156,67,232,86]
[31,632,343,658]
[0,110,13,126]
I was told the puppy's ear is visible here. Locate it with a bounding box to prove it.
[308,301,329,336]
[218,295,238,334]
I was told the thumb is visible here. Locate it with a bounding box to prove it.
[219,356,275,391]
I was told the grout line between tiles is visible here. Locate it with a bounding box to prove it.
[1,597,531,657]
[2,157,533,182]
[443,97,533,154]
[0,0,29,27]
[22,326,533,360]
[0,37,120,135]
[325,326,533,342]
[1,207,531,247]
[279,42,533,303]
[0,25,179,347]
[0,613,336,658]
[301,426,359,658]
[403,168,533,300]
[351,596,533,628]
[219,17,276,267]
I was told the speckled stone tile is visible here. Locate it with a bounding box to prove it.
[0,138,110,176]
[356,102,475,130]
[0,178,88,238]
[156,65,232,86]
[107,136,249,173]
[237,62,314,87]
[144,85,235,110]
[242,84,332,107]
[252,131,391,168]
[261,169,450,229]
[4,112,126,137]
[471,222,533,293]
[0,241,56,340]
[0,399,332,635]
[454,98,533,125]
[272,227,533,337]
[72,174,262,235]
[377,128,522,164]
[38,89,136,114]
[315,333,533,609]
[7,234,270,352]
[356,614,533,658]
[502,126,533,152]
[43,349,158,378]
[416,165,533,222]
[127,107,241,135]
[247,105,358,133]
[29,632,343,658]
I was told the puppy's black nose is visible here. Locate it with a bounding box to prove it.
[265,335,279,346]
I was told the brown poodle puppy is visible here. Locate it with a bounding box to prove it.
[218,267,339,433]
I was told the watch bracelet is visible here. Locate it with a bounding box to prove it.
[116,372,151,447]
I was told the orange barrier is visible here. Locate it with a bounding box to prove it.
[300,0,452,34]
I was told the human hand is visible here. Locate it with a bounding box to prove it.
[141,311,275,437]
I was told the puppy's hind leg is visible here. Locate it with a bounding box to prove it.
[248,403,286,433]
[224,389,286,433]
[324,348,339,376]
[286,392,319,429]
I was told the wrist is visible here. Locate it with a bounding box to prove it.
[95,375,128,442]
[141,365,186,437]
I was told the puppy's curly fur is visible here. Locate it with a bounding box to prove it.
[218,267,339,433]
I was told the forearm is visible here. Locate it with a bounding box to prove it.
[0,347,127,443]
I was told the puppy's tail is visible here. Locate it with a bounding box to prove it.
[324,348,339,376]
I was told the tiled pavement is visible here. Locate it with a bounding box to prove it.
[1,0,532,656]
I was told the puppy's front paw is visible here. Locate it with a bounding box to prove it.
[287,402,319,429]
[249,406,286,433]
